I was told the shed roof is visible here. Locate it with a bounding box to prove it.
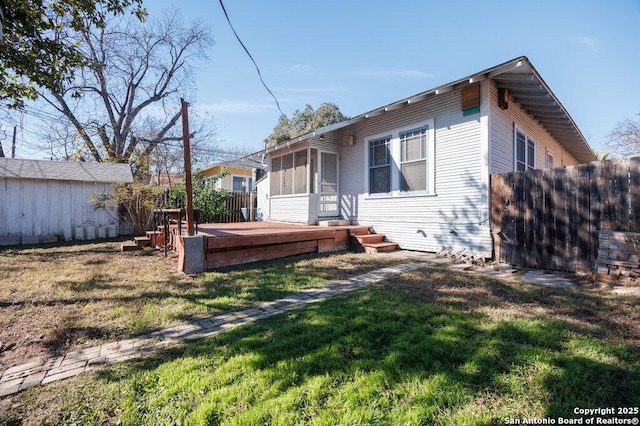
[0,158,134,183]
[269,56,596,164]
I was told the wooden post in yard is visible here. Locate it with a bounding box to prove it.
[181,99,195,236]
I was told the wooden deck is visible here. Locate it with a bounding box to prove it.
[194,221,372,270]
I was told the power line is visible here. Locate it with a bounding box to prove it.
[218,0,286,118]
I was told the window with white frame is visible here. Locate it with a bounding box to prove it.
[400,126,428,192]
[368,136,391,193]
[232,176,253,193]
[516,130,535,171]
[366,119,434,196]
[546,151,554,169]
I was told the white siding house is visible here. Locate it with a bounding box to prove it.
[257,57,595,257]
[0,158,133,245]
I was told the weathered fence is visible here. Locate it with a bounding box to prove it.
[219,192,256,223]
[490,158,640,272]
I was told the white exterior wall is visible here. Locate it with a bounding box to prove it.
[0,178,119,238]
[255,176,269,221]
[489,81,580,174]
[338,85,492,256]
[269,194,318,225]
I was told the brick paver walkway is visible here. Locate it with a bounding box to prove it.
[0,262,422,398]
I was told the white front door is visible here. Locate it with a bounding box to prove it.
[319,152,338,217]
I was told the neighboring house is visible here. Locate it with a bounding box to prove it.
[257,56,596,257]
[0,158,133,244]
[200,159,261,193]
[148,171,184,188]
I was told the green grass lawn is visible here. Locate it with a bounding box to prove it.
[0,241,402,372]
[2,263,638,425]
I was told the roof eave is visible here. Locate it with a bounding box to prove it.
[268,56,595,163]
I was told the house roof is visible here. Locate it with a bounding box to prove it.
[269,56,596,164]
[148,172,184,187]
[0,158,134,183]
[200,157,262,174]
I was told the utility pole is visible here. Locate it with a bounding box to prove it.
[11,126,16,158]
[181,99,195,236]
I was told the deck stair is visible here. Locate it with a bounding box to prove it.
[121,240,141,251]
[145,230,164,247]
[351,231,398,254]
[133,236,151,247]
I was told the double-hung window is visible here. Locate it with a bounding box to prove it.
[516,130,535,171]
[368,136,391,193]
[400,126,428,192]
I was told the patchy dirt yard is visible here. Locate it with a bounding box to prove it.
[0,241,404,372]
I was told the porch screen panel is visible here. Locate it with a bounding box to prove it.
[294,150,308,194]
[271,156,282,195]
[281,153,293,195]
[310,149,318,194]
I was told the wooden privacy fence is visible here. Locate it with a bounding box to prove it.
[490,158,640,272]
[220,192,256,223]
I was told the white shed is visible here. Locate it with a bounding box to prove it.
[0,158,133,245]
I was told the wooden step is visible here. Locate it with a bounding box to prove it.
[355,234,385,244]
[122,241,141,251]
[349,227,372,236]
[134,236,151,247]
[363,242,398,254]
[145,231,164,247]
[318,219,351,227]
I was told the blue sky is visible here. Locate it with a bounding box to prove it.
[151,0,638,155]
[6,0,640,158]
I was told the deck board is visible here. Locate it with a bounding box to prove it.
[192,221,371,270]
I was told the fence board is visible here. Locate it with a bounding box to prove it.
[589,162,602,263]
[599,160,617,231]
[576,164,593,270]
[490,158,640,272]
[490,174,504,261]
[541,168,555,269]
[502,173,516,265]
[513,171,525,266]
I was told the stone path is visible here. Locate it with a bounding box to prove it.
[0,263,421,398]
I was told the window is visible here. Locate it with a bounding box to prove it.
[516,130,535,171]
[365,119,434,196]
[368,136,391,193]
[271,149,308,196]
[546,151,554,169]
[400,126,428,191]
[232,176,252,193]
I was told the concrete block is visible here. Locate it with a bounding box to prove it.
[85,226,96,240]
[63,228,73,241]
[75,227,85,240]
[178,235,205,274]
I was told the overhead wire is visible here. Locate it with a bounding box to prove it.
[218,0,286,118]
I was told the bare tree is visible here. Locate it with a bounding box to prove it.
[34,8,215,166]
[606,114,640,158]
